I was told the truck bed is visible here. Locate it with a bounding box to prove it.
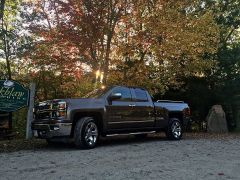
[154,100,189,112]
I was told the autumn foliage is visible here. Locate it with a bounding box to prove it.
[19,0,220,99]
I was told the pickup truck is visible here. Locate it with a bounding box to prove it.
[32,86,190,149]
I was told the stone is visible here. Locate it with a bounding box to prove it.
[207,105,228,133]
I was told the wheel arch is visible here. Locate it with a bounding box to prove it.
[70,111,104,137]
[168,112,183,125]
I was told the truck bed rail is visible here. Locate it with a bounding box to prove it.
[156,100,184,103]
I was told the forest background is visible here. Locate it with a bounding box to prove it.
[0,0,240,136]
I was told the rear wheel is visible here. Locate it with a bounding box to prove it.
[74,117,99,149]
[166,118,182,140]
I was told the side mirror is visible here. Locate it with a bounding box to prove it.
[109,93,122,101]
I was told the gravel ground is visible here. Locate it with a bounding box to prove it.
[0,133,240,180]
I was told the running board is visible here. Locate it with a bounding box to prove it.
[106,131,156,137]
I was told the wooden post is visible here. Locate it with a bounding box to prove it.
[26,83,36,140]
[8,112,12,130]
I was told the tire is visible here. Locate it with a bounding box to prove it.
[74,117,99,149]
[166,118,182,140]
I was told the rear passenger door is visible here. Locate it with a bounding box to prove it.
[130,88,155,128]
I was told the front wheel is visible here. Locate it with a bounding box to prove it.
[74,117,99,149]
[166,118,182,140]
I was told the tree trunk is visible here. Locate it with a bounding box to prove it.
[0,0,5,20]
[5,54,11,80]
[1,13,11,80]
[103,33,112,84]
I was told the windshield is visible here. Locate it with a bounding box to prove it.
[83,87,110,98]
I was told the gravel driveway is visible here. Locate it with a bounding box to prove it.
[0,134,240,180]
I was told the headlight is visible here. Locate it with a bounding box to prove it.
[57,101,67,117]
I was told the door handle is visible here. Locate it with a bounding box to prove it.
[129,104,136,107]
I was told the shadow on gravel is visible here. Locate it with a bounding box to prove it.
[34,132,240,152]
[42,134,169,152]
[98,134,168,148]
[2,133,238,153]
[43,142,76,151]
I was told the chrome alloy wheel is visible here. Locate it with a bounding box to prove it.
[84,122,98,146]
[171,121,182,139]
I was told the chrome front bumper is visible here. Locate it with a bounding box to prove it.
[32,123,72,138]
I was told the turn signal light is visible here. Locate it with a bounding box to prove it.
[59,111,66,117]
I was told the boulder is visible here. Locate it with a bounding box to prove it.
[235,109,240,131]
[207,105,228,133]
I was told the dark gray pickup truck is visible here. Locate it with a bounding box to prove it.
[32,86,190,148]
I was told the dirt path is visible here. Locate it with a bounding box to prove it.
[0,134,240,180]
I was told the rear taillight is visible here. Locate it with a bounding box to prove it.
[184,108,191,117]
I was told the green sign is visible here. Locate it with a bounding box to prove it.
[0,80,29,112]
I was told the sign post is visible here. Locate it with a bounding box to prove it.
[26,83,36,140]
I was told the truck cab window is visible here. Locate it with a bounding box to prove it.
[134,88,148,101]
[111,87,132,101]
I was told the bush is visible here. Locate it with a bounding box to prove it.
[12,108,28,138]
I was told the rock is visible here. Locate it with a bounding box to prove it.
[207,105,228,133]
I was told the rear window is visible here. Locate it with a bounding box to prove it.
[133,88,148,101]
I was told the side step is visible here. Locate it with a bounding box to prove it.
[106,131,156,137]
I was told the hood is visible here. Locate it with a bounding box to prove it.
[64,98,105,110]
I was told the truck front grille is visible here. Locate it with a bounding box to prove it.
[34,100,67,120]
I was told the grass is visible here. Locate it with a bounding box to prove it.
[0,138,47,153]
[184,132,240,140]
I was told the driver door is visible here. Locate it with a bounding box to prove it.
[106,87,135,129]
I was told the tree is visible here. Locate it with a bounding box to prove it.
[198,0,240,101]
[0,0,21,80]
[161,0,240,130]
[21,0,129,98]
[22,0,220,99]
[0,0,5,20]
[108,0,219,94]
